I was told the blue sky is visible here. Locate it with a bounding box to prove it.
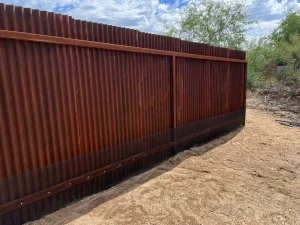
[1,0,300,40]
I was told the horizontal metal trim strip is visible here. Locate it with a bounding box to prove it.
[175,109,245,139]
[175,117,244,143]
[0,142,174,215]
[0,30,246,63]
[0,116,244,215]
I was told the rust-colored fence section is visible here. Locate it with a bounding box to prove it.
[0,3,246,224]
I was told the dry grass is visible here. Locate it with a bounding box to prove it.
[247,86,300,122]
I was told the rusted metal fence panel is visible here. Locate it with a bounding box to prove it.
[0,3,247,224]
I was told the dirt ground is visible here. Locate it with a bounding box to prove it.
[247,90,300,122]
[31,108,300,225]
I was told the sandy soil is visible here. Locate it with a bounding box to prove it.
[30,108,300,225]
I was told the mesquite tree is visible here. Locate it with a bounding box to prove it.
[167,0,252,50]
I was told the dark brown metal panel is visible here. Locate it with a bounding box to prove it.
[243,61,247,109]
[0,4,7,30]
[175,57,210,126]
[0,6,82,213]
[228,62,245,112]
[0,3,246,223]
[175,44,244,128]
[0,40,76,192]
[71,47,171,161]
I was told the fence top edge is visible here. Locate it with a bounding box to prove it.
[0,30,247,64]
[0,2,246,58]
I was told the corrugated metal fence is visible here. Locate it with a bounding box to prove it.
[0,3,246,224]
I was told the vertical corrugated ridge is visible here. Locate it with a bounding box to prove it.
[30,10,51,190]
[21,7,41,196]
[5,5,27,178]
[47,12,67,184]
[0,42,16,204]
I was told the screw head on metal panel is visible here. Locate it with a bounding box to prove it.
[20,203,23,205]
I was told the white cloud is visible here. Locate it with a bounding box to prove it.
[1,0,300,39]
[247,19,281,40]
[245,0,300,40]
[68,0,182,34]
[1,0,182,34]
[1,0,78,11]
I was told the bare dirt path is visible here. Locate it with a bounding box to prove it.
[31,109,300,225]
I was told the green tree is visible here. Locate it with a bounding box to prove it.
[273,34,300,92]
[271,11,300,43]
[167,0,252,50]
[272,34,300,66]
[246,38,274,88]
[244,10,300,89]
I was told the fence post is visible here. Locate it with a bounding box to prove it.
[171,55,177,154]
[226,49,230,113]
[243,61,247,125]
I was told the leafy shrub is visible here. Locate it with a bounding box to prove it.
[247,71,263,89]
[277,59,300,93]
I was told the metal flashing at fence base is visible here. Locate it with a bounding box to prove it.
[0,114,245,225]
[0,110,244,213]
